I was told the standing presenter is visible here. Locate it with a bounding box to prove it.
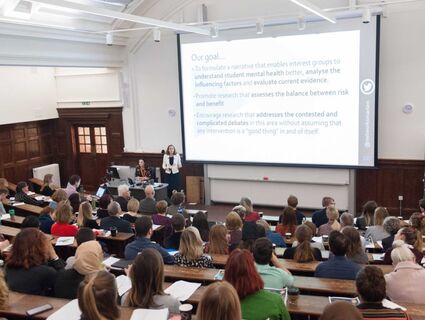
[162,144,182,197]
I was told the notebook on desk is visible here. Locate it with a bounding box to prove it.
[111,259,134,269]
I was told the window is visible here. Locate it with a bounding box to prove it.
[77,126,108,154]
[78,127,91,153]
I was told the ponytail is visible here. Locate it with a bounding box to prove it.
[78,271,120,320]
[294,239,315,262]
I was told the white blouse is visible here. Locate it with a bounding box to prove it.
[162,154,182,174]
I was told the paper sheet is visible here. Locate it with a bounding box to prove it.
[116,275,132,296]
[382,299,407,311]
[0,214,10,220]
[55,237,75,246]
[164,280,201,301]
[46,299,80,320]
[12,202,25,206]
[372,253,385,261]
[153,224,161,231]
[312,236,323,243]
[103,256,120,267]
[130,308,169,320]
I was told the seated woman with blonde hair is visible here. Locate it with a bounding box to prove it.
[384,240,425,305]
[196,281,241,320]
[174,227,213,268]
[318,207,341,236]
[78,271,120,320]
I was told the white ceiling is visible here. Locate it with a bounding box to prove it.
[0,0,423,46]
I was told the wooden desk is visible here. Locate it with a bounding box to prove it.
[0,215,25,228]
[1,292,134,319]
[0,225,20,240]
[3,200,43,216]
[207,254,394,275]
[6,182,16,194]
[164,265,218,284]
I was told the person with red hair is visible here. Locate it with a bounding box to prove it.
[224,249,290,320]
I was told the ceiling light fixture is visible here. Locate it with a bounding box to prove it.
[290,0,336,23]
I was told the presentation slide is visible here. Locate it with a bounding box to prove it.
[178,17,378,167]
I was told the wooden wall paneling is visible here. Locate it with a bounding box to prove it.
[356,160,424,217]
[0,120,57,186]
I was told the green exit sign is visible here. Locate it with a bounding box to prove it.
[82,101,91,106]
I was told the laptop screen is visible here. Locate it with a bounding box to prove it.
[96,187,106,198]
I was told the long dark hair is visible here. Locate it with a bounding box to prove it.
[294,225,316,262]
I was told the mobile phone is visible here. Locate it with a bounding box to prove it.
[26,304,53,316]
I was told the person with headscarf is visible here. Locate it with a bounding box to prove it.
[54,240,104,299]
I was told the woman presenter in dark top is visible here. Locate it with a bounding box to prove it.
[135,159,150,182]
[162,145,182,196]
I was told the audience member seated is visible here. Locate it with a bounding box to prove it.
[116,184,130,212]
[283,224,322,262]
[166,191,187,217]
[409,211,425,236]
[164,214,185,250]
[204,224,229,254]
[257,219,285,247]
[312,196,335,228]
[5,228,65,295]
[340,212,355,227]
[14,181,44,206]
[21,215,40,229]
[321,301,363,320]
[0,188,8,214]
[152,200,172,237]
[68,192,81,213]
[40,173,58,197]
[0,178,10,195]
[174,227,213,268]
[78,271,120,320]
[39,206,55,234]
[122,248,180,312]
[315,230,361,280]
[55,240,103,299]
[232,204,247,221]
[124,216,174,264]
[224,249,290,320]
[342,227,368,264]
[49,188,67,210]
[239,221,262,252]
[287,194,305,225]
[76,201,99,229]
[381,216,402,252]
[0,271,8,310]
[100,201,132,234]
[240,196,260,222]
[318,206,341,236]
[356,200,378,230]
[253,238,294,289]
[97,193,112,219]
[122,198,140,223]
[364,207,390,241]
[292,221,325,251]
[192,211,210,241]
[276,206,297,237]
[135,158,150,182]
[356,266,409,320]
[65,227,97,269]
[64,174,81,197]
[51,201,79,237]
[384,240,425,305]
[139,185,157,215]
[226,211,243,251]
[383,227,424,264]
[196,281,242,320]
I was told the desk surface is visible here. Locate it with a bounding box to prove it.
[3,200,43,216]
[3,289,425,320]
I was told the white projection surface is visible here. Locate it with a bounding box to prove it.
[178,17,378,167]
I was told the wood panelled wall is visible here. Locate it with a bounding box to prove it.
[0,120,57,183]
[56,107,125,190]
[356,159,425,217]
[112,152,204,192]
